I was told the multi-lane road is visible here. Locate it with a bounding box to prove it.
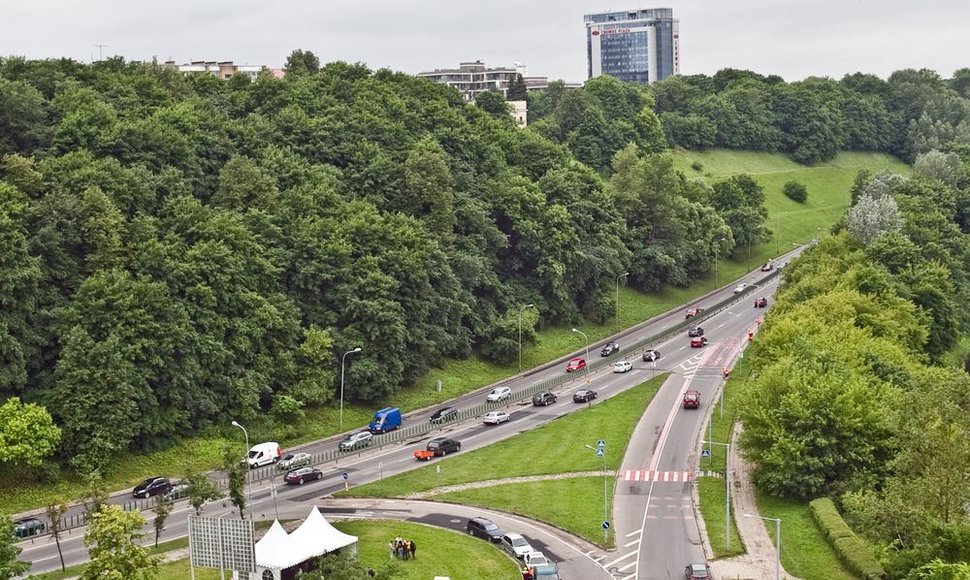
[15,253,793,578]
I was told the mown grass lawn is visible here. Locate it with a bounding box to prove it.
[695,476,743,558]
[344,375,664,498]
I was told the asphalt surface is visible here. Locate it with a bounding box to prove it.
[15,251,798,577]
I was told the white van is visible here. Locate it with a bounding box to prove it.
[247,442,281,468]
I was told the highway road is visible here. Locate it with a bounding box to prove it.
[15,252,796,577]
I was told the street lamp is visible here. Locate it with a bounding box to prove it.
[704,440,731,550]
[614,272,629,329]
[230,420,251,518]
[340,347,362,431]
[585,444,609,542]
[714,238,725,288]
[744,514,781,580]
[518,303,534,373]
[571,328,590,384]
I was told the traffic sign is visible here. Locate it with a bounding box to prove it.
[701,449,711,458]
[596,439,606,449]
[602,521,611,530]
[596,449,604,457]
[342,472,349,480]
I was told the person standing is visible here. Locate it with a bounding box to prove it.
[388,540,395,560]
[408,539,416,560]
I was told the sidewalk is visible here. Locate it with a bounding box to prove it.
[704,423,797,580]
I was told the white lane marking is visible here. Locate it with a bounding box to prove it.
[605,550,637,568]
[618,559,638,572]
[624,538,640,547]
[625,528,642,537]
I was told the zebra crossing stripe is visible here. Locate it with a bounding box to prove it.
[623,470,695,482]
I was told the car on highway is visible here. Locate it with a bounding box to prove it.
[414,437,461,460]
[572,388,597,403]
[483,410,511,425]
[690,336,709,348]
[734,282,750,293]
[501,532,535,559]
[754,297,768,308]
[687,326,704,337]
[761,261,774,272]
[613,360,633,373]
[685,562,712,579]
[429,406,459,424]
[486,386,512,402]
[565,357,586,372]
[532,563,560,580]
[277,452,312,471]
[683,390,701,409]
[132,476,172,499]
[162,481,190,501]
[524,551,551,567]
[600,341,620,356]
[532,391,557,406]
[642,349,661,362]
[685,307,704,319]
[12,517,45,539]
[466,517,504,542]
[338,430,373,451]
[283,467,324,485]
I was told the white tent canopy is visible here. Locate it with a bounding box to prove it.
[254,506,358,571]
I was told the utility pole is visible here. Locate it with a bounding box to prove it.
[94,44,108,62]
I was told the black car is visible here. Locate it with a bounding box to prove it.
[429,406,459,424]
[162,481,190,501]
[685,563,712,579]
[426,437,461,456]
[532,391,557,406]
[600,341,620,356]
[283,467,324,485]
[687,326,704,337]
[12,517,45,539]
[572,389,597,403]
[466,517,504,542]
[132,476,172,499]
[642,349,661,362]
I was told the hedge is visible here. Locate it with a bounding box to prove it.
[810,497,887,580]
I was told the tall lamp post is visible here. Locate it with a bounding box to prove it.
[614,272,629,330]
[585,444,609,542]
[704,440,732,549]
[230,420,251,518]
[714,237,725,288]
[571,328,590,384]
[744,514,781,580]
[340,347,362,431]
[518,303,534,372]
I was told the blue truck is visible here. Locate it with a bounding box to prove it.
[368,407,402,433]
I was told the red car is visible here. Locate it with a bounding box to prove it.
[566,357,587,372]
[690,336,709,348]
[754,297,768,308]
[685,307,704,319]
[683,390,701,409]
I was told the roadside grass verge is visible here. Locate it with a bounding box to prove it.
[343,375,665,498]
[435,477,617,549]
[695,476,744,558]
[333,519,520,579]
[29,535,198,580]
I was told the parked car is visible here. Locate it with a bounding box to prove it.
[600,341,620,356]
[501,533,535,559]
[466,517,504,542]
[642,349,661,362]
[524,552,551,567]
[486,386,512,402]
[414,437,461,460]
[687,326,704,337]
[162,481,190,501]
[12,517,45,539]
[734,283,750,293]
[761,261,774,272]
[532,391,557,406]
[483,410,511,425]
[754,297,768,308]
[283,467,324,485]
[565,357,587,372]
[683,390,701,409]
[690,336,709,348]
[685,563,712,579]
[572,389,597,403]
[277,452,312,471]
[429,406,459,424]
[368,407,402,433]
[685,307,704,319]
[613,360,633,373]
[132,476,172,499]
[247,442,282,468]
[532,563,560,580]
[338,430,373,451]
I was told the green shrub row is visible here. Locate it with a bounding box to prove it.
[810,498,886,580]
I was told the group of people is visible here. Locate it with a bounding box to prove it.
[389,535,416,560]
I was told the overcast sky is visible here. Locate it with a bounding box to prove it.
[3,0,968,82]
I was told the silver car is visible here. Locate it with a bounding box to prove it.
[339,431,373,451]
[277,452,312,471]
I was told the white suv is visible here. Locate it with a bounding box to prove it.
[486,386,512,402]
[501,533,535,559]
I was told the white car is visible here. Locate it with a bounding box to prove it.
[276,452,312,471]
[733,283,750,293]
[486,386,512,402]
[524,551,551,567]
[483,410,511,425]
[501,533,535,559]
[613,360,633,373]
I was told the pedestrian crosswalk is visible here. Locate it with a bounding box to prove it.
[623,469,694,482]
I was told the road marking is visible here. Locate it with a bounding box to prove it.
[624,538,640,547]
[625,528,642,537]
[618,560,638,572]
[623,470,694,482]
[605,551,637,568]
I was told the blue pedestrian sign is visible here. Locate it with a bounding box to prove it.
[701,449,711,458]
[596,439,606,449]
[342,472,349,480]
[596,449,604,457]
[602,521,611,530]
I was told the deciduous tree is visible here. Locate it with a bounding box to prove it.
[81,505,159,580]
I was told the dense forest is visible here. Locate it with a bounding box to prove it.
[0,50,968,504]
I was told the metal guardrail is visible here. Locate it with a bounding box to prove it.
[26,268,783,537]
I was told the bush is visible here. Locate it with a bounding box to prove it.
[691,161,703,171]
[783,180,808,203]
[810,498,886,580]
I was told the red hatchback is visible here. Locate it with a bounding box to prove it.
[566,357,587,372]
[690,336,709,348]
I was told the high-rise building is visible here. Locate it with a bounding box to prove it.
[584,8,680,84]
